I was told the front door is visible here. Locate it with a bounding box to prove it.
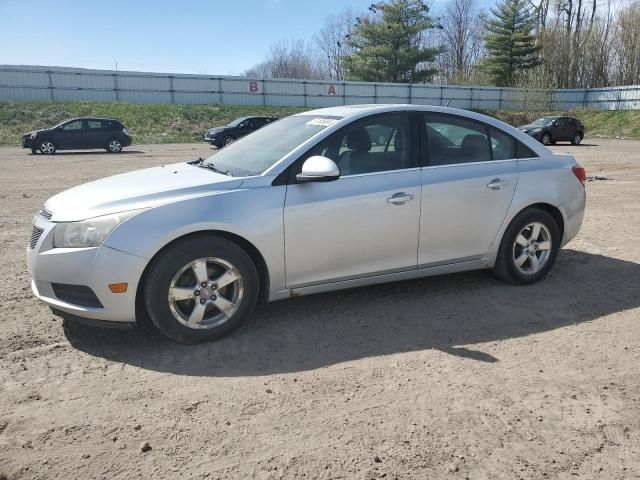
[418,113,519,266]
[283,112,421,288]
[55,119,86,149]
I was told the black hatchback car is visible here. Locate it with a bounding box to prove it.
[23,118,132,154]
[204,116,278,148]
[518,116,585,146]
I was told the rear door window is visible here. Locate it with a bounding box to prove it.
[489,128,516,160]
[87,120,103,129]
[423,114,491,165]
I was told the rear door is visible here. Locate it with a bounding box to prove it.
[85,119,108,149]
[418,113,520,266]
[554,117,572,141]
[55,120,86,149]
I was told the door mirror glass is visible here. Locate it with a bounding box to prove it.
[296,156,340,183]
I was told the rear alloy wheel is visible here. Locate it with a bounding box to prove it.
[541,133,552,146]
[144,235,259,343]
[494,208,560,285]
[39,141,56,154]
[571,134,582,145]
[222,136,236,147]
[107,139,123,153]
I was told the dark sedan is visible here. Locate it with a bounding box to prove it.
[23,118,132,154]
[204,116,278,148]
[518,116,585,146]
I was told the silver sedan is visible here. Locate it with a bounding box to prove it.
[27,105,586,343]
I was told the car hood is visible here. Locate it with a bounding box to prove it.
[45,162,244,222]
[207,127,225,133]
[519,125,538,131]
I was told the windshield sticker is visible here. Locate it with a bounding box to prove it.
[306,118,338,127]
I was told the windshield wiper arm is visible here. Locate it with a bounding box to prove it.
[203,163,231,176]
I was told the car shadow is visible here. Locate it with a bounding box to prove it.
[30,150,146,155]
[64,250,640,377]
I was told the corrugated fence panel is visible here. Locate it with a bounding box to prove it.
[1,65,640,110]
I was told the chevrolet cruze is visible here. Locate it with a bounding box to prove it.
[27,105,586,344]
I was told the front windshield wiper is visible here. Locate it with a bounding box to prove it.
[203,163,231,176]
[187,157,232,176]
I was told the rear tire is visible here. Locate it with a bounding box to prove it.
[39,140,56,154]
[493,208,561,285]
[143,235,259,344]
[570,133,582,145]
[106,139,123,153]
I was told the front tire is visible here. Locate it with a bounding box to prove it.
[493,208,561,285]
[143,235,259,344]
[39,140,56,154]
[106,139,123,153]
[222,136,236,147]
[541,133,552,146]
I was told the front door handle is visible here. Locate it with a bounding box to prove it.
[387,192,414,205]
[487,178,510,190]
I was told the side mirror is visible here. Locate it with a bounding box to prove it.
[296,156,340,183]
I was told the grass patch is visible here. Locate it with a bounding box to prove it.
[0,100,638,146]
[0,101,305,146]
[479,109,640,139]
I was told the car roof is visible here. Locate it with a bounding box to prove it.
[64,117,122,122]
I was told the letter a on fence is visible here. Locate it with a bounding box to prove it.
[327,85,336,96]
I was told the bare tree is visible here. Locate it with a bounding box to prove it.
[314,8,357,81]
[244,40,325,79]
[440,0,486,82]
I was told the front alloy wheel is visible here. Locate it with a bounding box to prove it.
[168,257,244,330]
[39,141,56,154]
[541,133,551,146]
[144,235,259,343]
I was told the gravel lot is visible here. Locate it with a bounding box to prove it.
[1,140,639,480]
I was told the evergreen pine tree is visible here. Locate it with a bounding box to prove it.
[482,0,540,86]
[343,0,441,83]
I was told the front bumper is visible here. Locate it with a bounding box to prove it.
[27,216,147,324]
[22,136,35,148]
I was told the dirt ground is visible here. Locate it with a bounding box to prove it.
[0,139,639,480]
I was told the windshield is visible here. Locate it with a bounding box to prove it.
[531,117,556,126]
[226,117,248,127]
[203,115,340,176]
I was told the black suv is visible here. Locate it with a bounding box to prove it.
[23,118,133,154]
[518,116,585,146]
[204,116,278,148]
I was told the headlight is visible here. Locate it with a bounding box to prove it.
[53,210,142,248]
[30,133,36,139]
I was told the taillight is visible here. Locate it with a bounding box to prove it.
[572,164,586,187]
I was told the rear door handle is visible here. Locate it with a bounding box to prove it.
[487,178,510,190]
[387,192,414,205]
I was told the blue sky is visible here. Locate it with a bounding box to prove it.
[0,0,401,75]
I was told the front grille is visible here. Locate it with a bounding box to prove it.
[38,208,53,220]
[51,283,104,308]
[30,226,44,249]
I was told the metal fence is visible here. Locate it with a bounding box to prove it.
[1,64,639,110]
